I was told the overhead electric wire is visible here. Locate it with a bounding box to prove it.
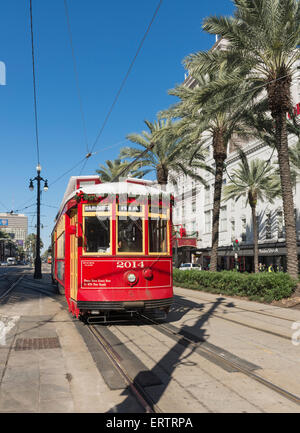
[24,4,295,209]
[12,72,294,216]
[48,1,295,190]
[79,0,164,175]
[49,156,88,187]
[64,0,89,154]
[47,139,130,187]
[12,138,128,215]
[111,143,155,182]
[29,0,40,166]
[36,75,289,196]
[41,203,59,209]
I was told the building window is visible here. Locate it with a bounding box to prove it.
[220,206,227,232]
[231,219,235,241]
[191,220,196,233]
[241,217,246,241]
[205,186,210,204]
[266,212,272,239]
[277,210,284,238]
[205,210,211,233]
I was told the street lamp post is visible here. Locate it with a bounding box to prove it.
[29,164,48,279]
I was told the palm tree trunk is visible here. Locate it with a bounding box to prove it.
[156,165,168,185]
[251,203,258,273]
[275,112,298,279]
[210,155,225,271]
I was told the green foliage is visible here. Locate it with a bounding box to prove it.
[96,158,148,182]
[173,269,296,303]
[121,118,210,185]
[25,233,44,253]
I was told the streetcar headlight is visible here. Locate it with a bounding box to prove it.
[127,273,136,283]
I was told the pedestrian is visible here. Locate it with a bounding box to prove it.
[259,262,263,272]
[268,263,274,273]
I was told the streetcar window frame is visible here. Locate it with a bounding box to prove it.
[148,208,170,255]
[82,203,112,255]
[56,215,65,259]
[116,203,145,255]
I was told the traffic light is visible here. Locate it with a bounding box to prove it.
[180,227,186,238]
[233,239,239,251]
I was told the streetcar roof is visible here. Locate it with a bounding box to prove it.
[77,182,170,197]
[55,178,170,222]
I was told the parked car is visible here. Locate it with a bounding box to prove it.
[179,263,202,270]
[7,257,17,265]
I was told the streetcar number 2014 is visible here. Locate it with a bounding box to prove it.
[116,261,144,269]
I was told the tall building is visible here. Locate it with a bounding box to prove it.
[168,40,300,271]
[0,213,28,260]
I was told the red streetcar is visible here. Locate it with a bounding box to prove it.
[51,176,173,322]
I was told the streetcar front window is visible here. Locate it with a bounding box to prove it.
[149,218,168,253]
[117,217,143,253]
[84,216,110,253]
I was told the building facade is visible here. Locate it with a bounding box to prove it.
[0,213,28,261]
[168,41,300,271]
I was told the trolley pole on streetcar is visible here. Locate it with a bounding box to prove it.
[29,164,48,279]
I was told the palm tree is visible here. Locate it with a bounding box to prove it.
[223,148,281,273]
[162,71,255,271]
[96,158,149,183]
[120,118,210,187]
[184,0,300,278]
[25,233,44,259]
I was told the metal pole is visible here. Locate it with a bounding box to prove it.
[34,168,42,279]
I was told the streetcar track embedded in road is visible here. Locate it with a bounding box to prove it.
[87,323,162,414]
[173,296,294,341]
[0,274,26,302]
[174,290,297,323]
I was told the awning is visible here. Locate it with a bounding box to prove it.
[173,237,197,248]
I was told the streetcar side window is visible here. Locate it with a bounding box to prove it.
[117,217,143,253]
[149,218,168,253]
[84,216,111,253]
[56,215,65,259]
[56,232,65,259]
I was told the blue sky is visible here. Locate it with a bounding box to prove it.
[0,0,235,251]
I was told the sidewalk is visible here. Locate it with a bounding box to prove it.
[0,268,137,413]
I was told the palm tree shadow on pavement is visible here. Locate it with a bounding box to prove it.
[107,296,225,413]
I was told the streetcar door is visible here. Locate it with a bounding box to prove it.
[70,210,78,300]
